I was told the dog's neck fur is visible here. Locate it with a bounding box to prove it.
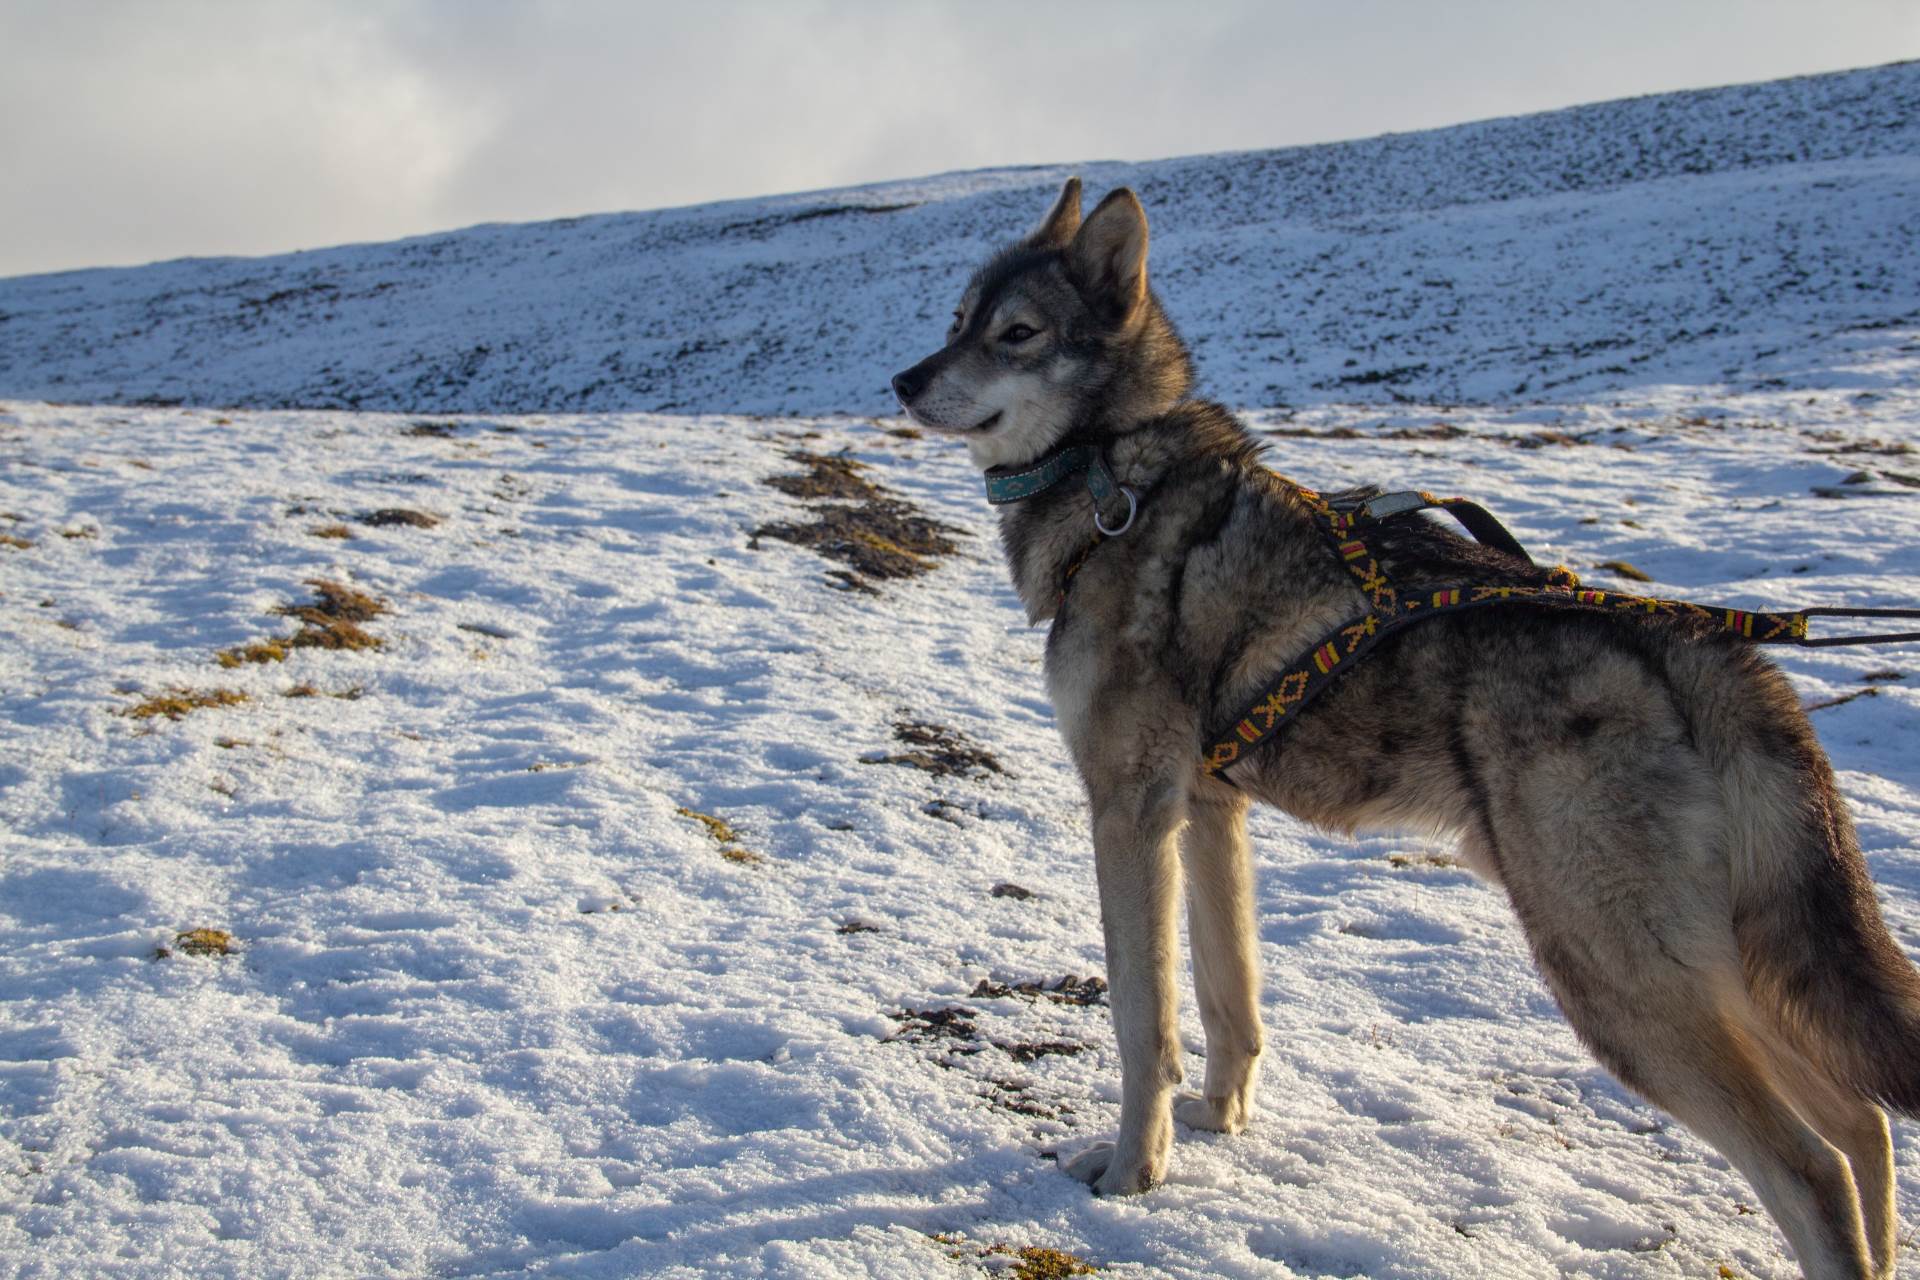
[993,399,1256,625]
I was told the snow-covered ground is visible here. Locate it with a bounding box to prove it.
[1,60,1917,417]
[3,349,1919,1276]
[4,47,1920,1280]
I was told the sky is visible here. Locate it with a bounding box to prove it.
[2,0,1917,279]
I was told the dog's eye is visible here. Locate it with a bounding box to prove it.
[999,324,1039,344]
[949,309,964,333]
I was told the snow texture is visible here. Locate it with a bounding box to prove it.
[5,377,1920,1278]
[1,57,1920,1280]
[1,61,1917,417]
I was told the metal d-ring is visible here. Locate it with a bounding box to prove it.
[1094,485,1138,537]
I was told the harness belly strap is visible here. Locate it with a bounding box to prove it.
[1200,477,1920,777]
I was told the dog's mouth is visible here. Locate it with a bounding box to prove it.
[903,406,1002,435]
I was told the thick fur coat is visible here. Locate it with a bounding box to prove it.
[891,179,1920,1280]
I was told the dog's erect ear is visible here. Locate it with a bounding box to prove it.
[1027,176,1082,248]
[1067,188,1148,320]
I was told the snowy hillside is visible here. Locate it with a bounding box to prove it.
[2,60,1919,415]
[6,51,1920,1280]
[3,364,1920,1277]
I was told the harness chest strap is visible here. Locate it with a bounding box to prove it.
[1201,480,1920,777]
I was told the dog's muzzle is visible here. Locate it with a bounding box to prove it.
[890,365,929,407]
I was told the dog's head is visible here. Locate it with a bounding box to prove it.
[891,178,1193,471]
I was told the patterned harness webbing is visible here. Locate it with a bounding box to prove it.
[1201,478,1831,778]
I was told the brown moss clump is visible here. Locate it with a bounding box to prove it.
[861,719,1005,778]
[288,620,380,652]
[310,524,353,539]
[1007,1247,1098,1279]
[753,499,959,584]
[0,533,31,550]
[284,683,364,700]
[217,640,290,668]
[928,1235,1097,1278]
[169,928,234,957]
[677,806,739,844]
[279,579,385,624]
[357,508,440,528]
[218,580,388,666]
[763,451,884,502]
[1596,559,1653,582]
[122,688,249,720]
[677,806,762,864]
[753,450,962,590]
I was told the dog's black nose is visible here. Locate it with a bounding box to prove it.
[891,367,925,405]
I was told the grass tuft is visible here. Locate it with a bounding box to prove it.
[862,719,1005,779]
[677,806,762,864]
[122,688,248,720]
[357,508,440,528]
[1008,1247,1099,1279]
[217,640,290,667]
[219,580,388,666]
[928,1234,1098,1278]
[1596,559,1653,581]
[753,450,961,589]
[285,683,364,700]
[310,524,353,539]
[170,928,234,957]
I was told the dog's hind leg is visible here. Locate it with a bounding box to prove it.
[1062,770,1188,1196]
[1629,1014,1873,1279]
[1174,779,1262,1135]
[1758,1039,1898,1279]
[1530,939,1875,1279]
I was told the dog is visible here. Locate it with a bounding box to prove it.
[891,177,1920,1279]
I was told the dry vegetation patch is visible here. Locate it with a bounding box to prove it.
[357,508,441,528]
[121,688,249,720]
[861,719,1005,779]
[763,451,884,501]
[218,579,389,667]
[161,928,235,958]
[929,1234,1099,1278]
[1595,559,1653,581]
[753,450,961,590]
[284,683,364,700]
[676,805,762,864]
[968,975,1108,1006]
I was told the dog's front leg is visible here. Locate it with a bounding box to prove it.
[1175,781,1261,1134]
[1063,775,1187,1195]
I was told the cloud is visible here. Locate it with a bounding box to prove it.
[1,0,1915,277]
[0,0,480,274]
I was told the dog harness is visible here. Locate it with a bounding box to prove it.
[1200,478,1920,776]
[982,445,1920,779]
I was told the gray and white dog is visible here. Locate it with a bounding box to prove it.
[892,178,1920,1280]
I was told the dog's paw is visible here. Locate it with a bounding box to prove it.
[1174,1090,1250,1134]
[1062,1141,1114,1187]
[1061,1142,1157,1196]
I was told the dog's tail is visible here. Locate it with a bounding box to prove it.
[1733,765,1920,1115]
